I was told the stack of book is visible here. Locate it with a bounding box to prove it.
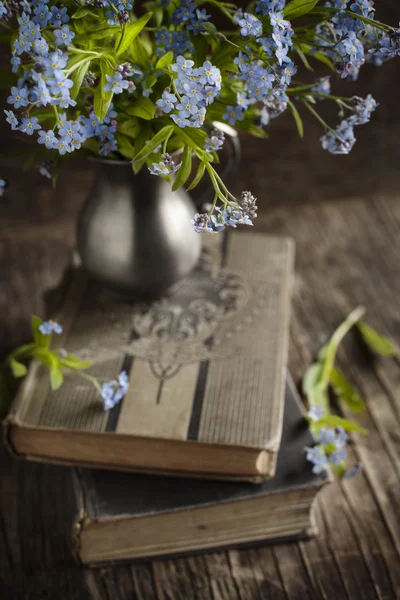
[5,232,329,565]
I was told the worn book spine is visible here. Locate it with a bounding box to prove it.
[5,232,295,480]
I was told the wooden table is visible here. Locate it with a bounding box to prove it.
[2,22,400,600]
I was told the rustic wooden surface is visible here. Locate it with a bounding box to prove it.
[2,4,400,596]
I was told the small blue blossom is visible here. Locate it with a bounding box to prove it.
[204,135,224,152]
[99,138,118,156]
[311,76,331,97]
[321,119,356,154]
[170,114,191,128]
[19,116,41,135]
[54,25,75,47]
[307,406,324,422]
[317,428,336,445]
[13,37,32,55]
[4,109,19,130]
[104,72,129,94]
[171,55,194,77]
[342,462,363,480]
[0,178,7,197]
[7,86,29,109]
[305,446,329,474]
[149,158,182,176]
[156,91,177,114]
[39,320,63,335]
[10,56,21,73]
[175,95,199,118]
[50,5,70,27]
[329,448,347,465]
[105,10,120,25]
[223,105,245,126]
[38,129,59,149]
[0,1,7,18]
[269,11,289,30]
[351,94,377,125]
[334,426,349,448]
[190,107,206,128]
[238,13,262,37]
[33,4,51,26]
[101,370,129,411]
[33,37,49,56]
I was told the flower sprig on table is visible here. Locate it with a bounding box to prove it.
[303,306,396,480]
[0,316,129,417]
[1,0,400,231]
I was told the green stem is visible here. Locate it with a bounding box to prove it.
[301,99,338,136]
[318,306,366,390]
[115,22,126,54]
[76,370,102,393]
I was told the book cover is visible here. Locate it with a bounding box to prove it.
[6,232,294,481]
[74,376,329,564]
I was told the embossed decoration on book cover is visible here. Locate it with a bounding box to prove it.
[5,232,295,482]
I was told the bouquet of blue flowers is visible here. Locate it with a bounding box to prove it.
[1,0,399,231]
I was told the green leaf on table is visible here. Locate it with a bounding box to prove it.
[9,359,28,378]
[317,414,368,434]
[115,13,152,56]
[124,97,155,120]
[31,316,50,348]
[50,363,64,390]
[288,100,304,138]
[172,145,192,191]
[187,161,206,191]
[302,362,322,399]
[330,368,365,412]
[284,0,319,19]
[132,125,174,165]
[59,354,93,370]
[357,322,396,357]
[156,51,174,69]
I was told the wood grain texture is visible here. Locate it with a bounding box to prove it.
[2,1,400,593]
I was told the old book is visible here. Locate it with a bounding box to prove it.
[5,232,294,482]
[74,377,328,564]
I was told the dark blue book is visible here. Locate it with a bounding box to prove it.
[74,376,329,564]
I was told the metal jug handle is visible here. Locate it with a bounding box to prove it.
[197,121,241,211]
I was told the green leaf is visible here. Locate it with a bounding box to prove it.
[59,354,93,370]
[72,7,99,19]
[357,322,396,357]
[124,97,155,120]
[187,161,206,191]
[31,315,50,348]
[50,363,64,390]
[132,125,174,164]
[93,58,114,121]
[312,51,335,71]
[294,43,313,71]
[9,359,28,378]
[156,51,174,69]
[34,349,63,390]
[318,414,368,434]
[115,13,152,56]
[75,27,119,42]
[130,36,149,66]
[115,133,136,159]
[70,59,90,100]
[284,0,319,20]
[118,118,140,139]
[172,145,192,191]
[302,362,322,398]
[288,100,304,138]
[330,368,365,413]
